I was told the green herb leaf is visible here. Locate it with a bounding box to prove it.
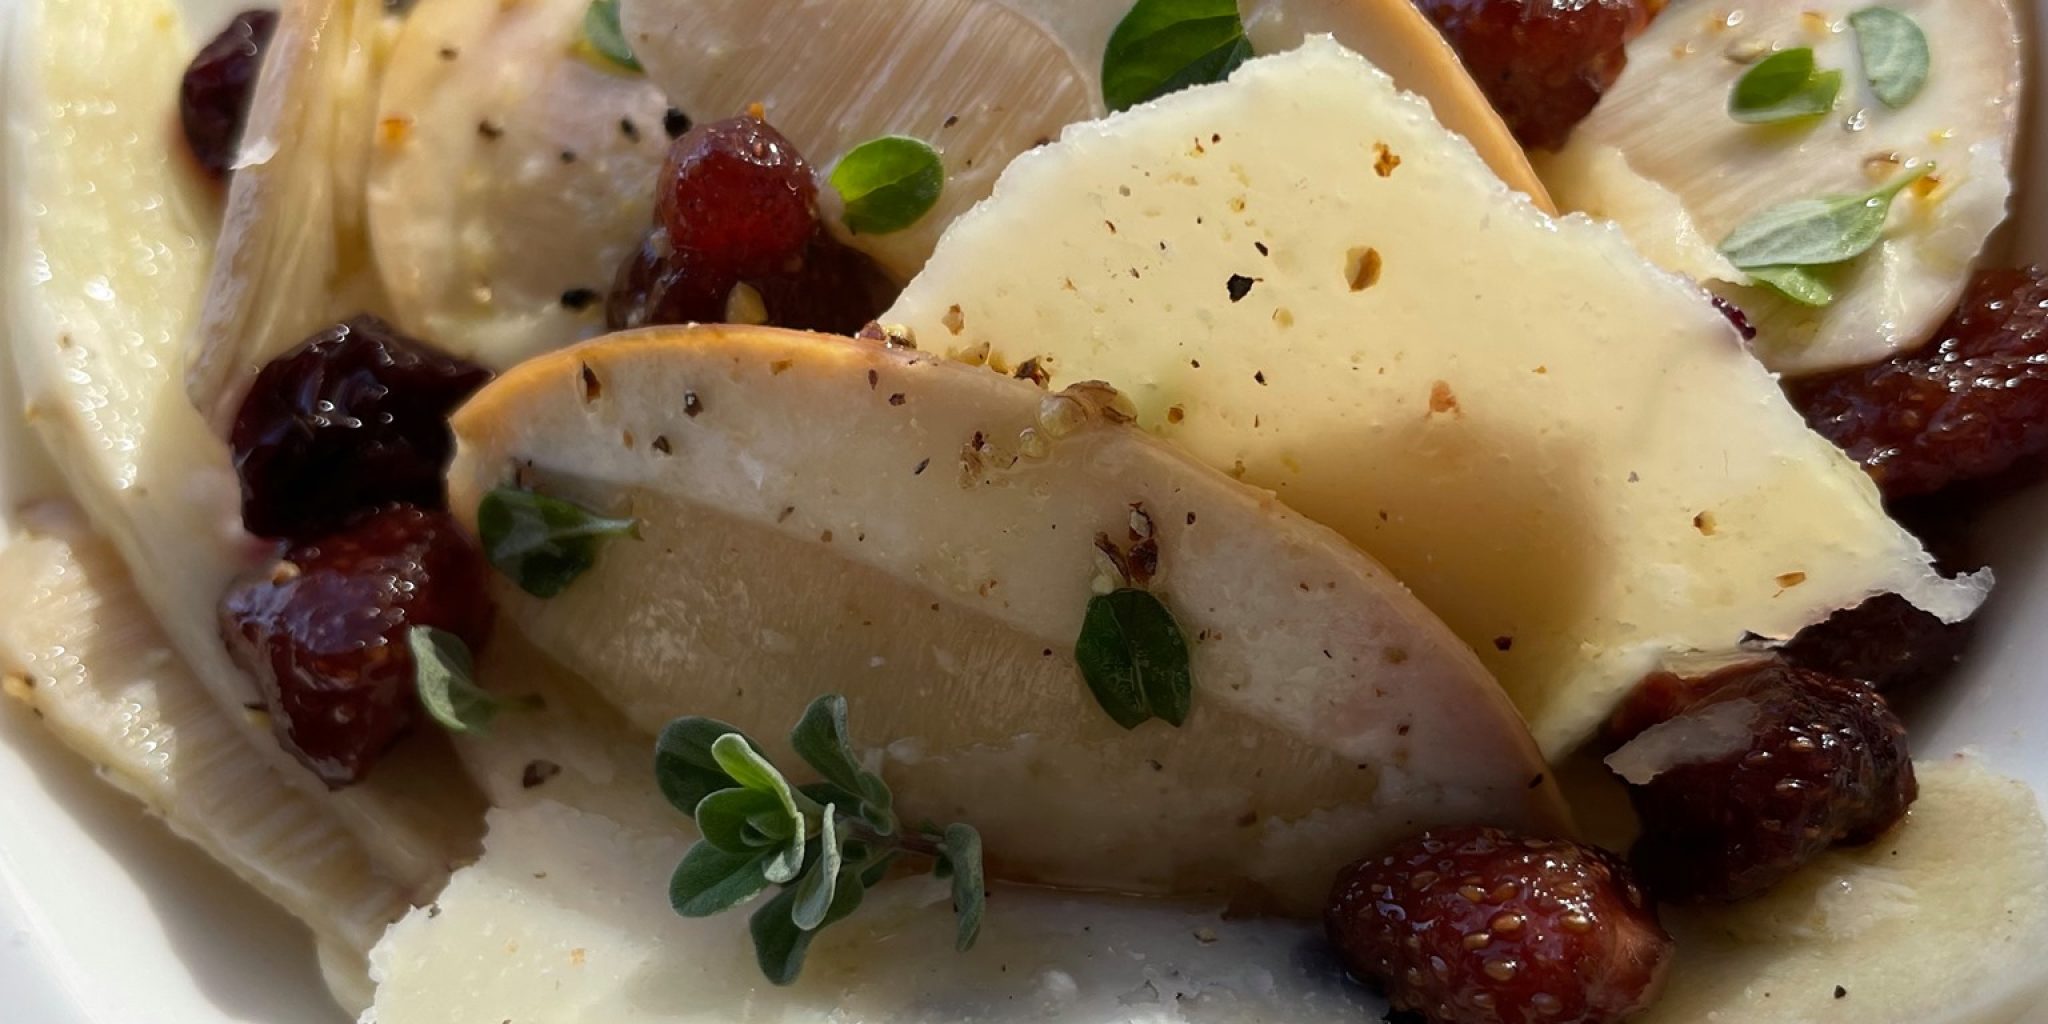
[1850,7,1930,108]
[937,823,985,952]
[789,810,842,930]
[1718,166,1931,270]
[790,695,895,833]
[670,842,772,917]
[1074,588,1194,729]
[409,627,526,733]
[711,734,807,882]
[478,488,638,598]
[579,0,642,74]
[1101,0,1252,112]
[1745,265,1836,307]
[654,717,761,814]
[695,788,793,852]
[749,863,868,985]
[829,136,945,236]
[1727,48,1842,124]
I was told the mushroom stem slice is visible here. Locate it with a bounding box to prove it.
[446,324,1568,914]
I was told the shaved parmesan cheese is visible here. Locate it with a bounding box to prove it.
[366,800,1376,1024]
[886,38,1984,755]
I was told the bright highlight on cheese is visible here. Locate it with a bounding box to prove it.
[887,37,1986,755]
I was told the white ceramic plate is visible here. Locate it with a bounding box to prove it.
[1,2,2044,1021]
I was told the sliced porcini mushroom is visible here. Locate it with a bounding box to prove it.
[1538,0,2023,375]
[3,0,482,887]
[999,0,1553,209]
[367,0,670,368]
[620,0,1099,280]
[883,39,1986,757]
[445,324,1568,913]
[186,0,395,429]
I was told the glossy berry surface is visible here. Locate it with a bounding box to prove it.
[657,116,821,278]
[230,315,492,541]
[1780,593,1972,694]
[179,8,279,180]
[1617,663,1916,903]
[1416,0,1662,150]
[221,506,494,787]
[1789,267,2048,500]
[1326,826,1672,1024]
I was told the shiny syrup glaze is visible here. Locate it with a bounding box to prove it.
[1414,0,1664,150]
[178,8,278,179]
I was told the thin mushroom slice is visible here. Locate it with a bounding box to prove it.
[1538,0,2024,375]
[446,324,1568,914]
[3,0,483,887]
[187,0,395,429]
[620,0,1099,280]
[996,0,1553,209]
[368,0,670,369]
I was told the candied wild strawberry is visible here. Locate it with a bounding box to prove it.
[180,8,280,180]
[1611,663,1916,903]
[1415,0,1664,150]
[1789,267,2048,500]
[221,506,495,787]
[230,315,492,541]
[1326,826,1673,1024]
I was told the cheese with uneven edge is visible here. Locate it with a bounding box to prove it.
[885,38,1986,756]
[366,800,1378,1024]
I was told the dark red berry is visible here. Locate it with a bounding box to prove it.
[1613,663,1916,903]
[221,506,494,787]
[607,227,894,337]
[1788,267,2048,500]
[179,9,279,180]
[657,116,820,277]
[230,315,492,541]
[1780,593,1972,694]
[1711,296,1757,341]
[1416,0,1664,150]
[1327,826,1672,1024]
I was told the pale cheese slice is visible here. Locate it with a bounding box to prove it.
[365,799,1376,1024]
[885,38,1985,755]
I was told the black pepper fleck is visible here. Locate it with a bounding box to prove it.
[559,288,599,311]
[620,117,641,142]
[888,393,907,406]
[1528,772,1545,789]
[867,369,879,390]
[522,760,562,789]
[1226,274,1256,302]
[438,46,460,60]
[477,120,505,140]
[683,391,703,417]
[1253,370,1267,385]
[913,458,930,475]
[559,149,578,164]
[662,107,692,139]
[1834,986,1847,999]
[1254,241,1269,256]
[943,114,960,128]
[1494,636,1514,651]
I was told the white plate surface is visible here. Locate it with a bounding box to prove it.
[0,1,2045,1021]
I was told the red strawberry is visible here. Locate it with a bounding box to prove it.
[1326,827,1672,1024]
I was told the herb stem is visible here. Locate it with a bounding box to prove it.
[842,818,944,859]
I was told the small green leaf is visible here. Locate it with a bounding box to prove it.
[578,0,642,74]
[858,851,898,889]
[409,627,527,734]
[712,734,807,882]
[1746,265,1836,307]
[695,788,789,852]
[1718,166,1931,270]
[749,864,868,985]
[790,695,895,832]
[938,824,985,952]
[789,809,842,930]
[654,717,760,814]
[1850,7,1930,108]
[1074,588,1194,729]
[1101,0,1251,112]
[477,488,638,598]
[830,136,945,236]
[670,842,772,917]
[1727,47,1841,124]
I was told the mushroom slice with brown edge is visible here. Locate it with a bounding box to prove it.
[1537,0,2024,375]
[620,0,1099,282]
[366,0,671,369]
[4,0,482,889]
[445,323,1569,915]
[186,0,397,429]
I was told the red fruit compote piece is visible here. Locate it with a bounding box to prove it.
[1414,0,1665,150]
[1326,826,1673,1024]
[1609,662,1916,903]
[221,506,494,787]
[179,9,280,180]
